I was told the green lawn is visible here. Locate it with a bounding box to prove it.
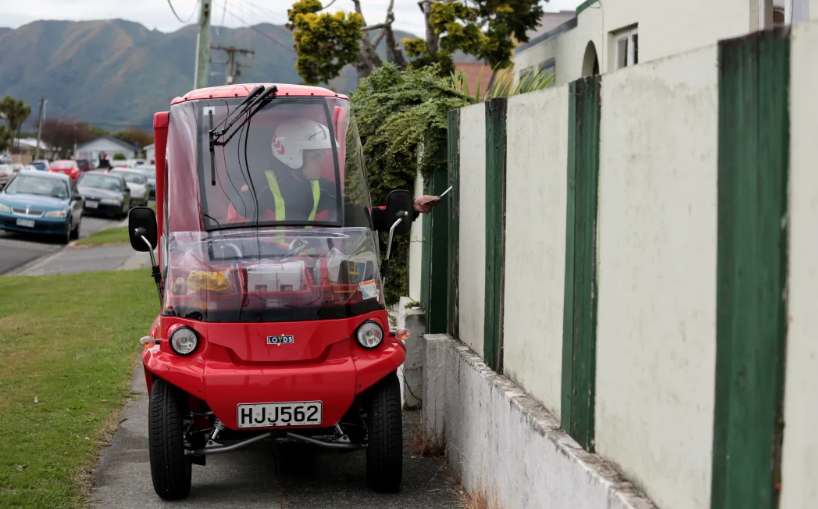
[0,271,156,508]
[74,227,129,247]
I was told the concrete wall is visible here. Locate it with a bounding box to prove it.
[781,20,818,509]
[426,335,657,509]
[457,103,487,358]
[408,171,424,302]
[502,86,569,418]
[595,46,719,509]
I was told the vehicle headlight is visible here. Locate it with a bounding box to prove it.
[44,210,68,218]
[356,321,384,349]
[170,327,199,356]
[101,198,121,205]
[0,202,10,213]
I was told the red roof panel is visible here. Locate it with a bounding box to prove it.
[171,84,348,104]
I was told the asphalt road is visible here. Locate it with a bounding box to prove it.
[92,368,462,509]
[0,214,121,274]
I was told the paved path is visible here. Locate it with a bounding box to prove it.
[0,215,118,274]
[92,368,461,509]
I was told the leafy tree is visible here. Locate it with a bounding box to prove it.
[112,153,127,161]
[0,125,12,153]
[0,95,32,151]
[41,118,102,159]
[112,128,153,154]
[287,0,543,85]
[352,63,471,302]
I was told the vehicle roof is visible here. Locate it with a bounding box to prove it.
[83,170,123,178]
[110,168,143,175]
[51,160,77,165]
[18,170,70,180]
[171,83,349,105]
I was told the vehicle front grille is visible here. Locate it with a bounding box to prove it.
[11,207,45,217]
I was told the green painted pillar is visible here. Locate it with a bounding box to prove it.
[484,98,507,372]
[447,109,461,339]
[561,76,601,452]
[710,29,790,509]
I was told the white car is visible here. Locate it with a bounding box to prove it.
[110,169,150,206]
[0,164,13,189]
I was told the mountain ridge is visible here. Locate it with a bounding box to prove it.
[0,19,424,130]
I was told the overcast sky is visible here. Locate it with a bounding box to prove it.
[4,0,585,35]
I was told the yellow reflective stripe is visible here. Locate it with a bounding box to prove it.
[308,180,320,222]
[264,170,286,221]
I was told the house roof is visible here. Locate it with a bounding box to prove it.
[515,16,578,54]
[76,135,139,153]
[455,63,493,97]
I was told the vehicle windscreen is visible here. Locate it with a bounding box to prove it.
[116,173,145,184]
[31,162,47,171]
[167,95,373,233]
[79,174,122,192]
[5,175,68,199]
[163,227,383,322]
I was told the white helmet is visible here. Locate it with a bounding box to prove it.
[271,118,335,170]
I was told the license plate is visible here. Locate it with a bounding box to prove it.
[16,219,35,228]
[85,201,98,209]
[237,401,322,428]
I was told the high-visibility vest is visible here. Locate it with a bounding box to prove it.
[264,170,320,222]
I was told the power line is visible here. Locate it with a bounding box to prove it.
[167,0,197,23]
[212,0,292,50]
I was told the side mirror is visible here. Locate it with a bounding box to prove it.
[385,190,414,236]
[129,207,158,252]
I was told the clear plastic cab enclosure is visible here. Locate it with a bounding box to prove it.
[160,89,384,321]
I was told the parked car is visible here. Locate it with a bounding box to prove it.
[29,160,50,171]
[133,166,156,198]
[110,168,150,206]
[75,159,93,173]
[125,159,146,167]
[0,164,13,189]
[0,171,84,243]
[49,160,81,181]
[10,164,25,174]
[77,171,132,219]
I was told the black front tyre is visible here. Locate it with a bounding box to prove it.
[148,379,192,500]
[70,219,80,240]
[365,372,403,492]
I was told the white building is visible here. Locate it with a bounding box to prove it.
[515,0,817,85]
[75,136,138,166]
[144,143,156,165]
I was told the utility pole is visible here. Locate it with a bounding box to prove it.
[211,45,255,85]
[193,0,212,89]
[34,97,46,160]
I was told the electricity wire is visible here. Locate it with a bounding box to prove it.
[166,0,197,23]
[212,0,292,50]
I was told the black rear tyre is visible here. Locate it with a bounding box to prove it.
[148,379,192,500]
[365,372,403,492]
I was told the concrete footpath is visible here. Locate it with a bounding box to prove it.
[92,367,462,509]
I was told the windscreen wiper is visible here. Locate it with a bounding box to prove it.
[208,85,277,185]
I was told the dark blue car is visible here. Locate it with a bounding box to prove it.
[0,171,84,243]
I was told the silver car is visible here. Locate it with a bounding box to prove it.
[110,169,150,206]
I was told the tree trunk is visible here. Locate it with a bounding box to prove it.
[422,0,439,53]
[384,16,408,69]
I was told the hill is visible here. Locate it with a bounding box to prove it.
[0,20,421,130]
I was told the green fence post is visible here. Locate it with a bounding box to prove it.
[447,109,461,338]
[710,29,790,509]
[484,98,508,372]
[425,152,451,334]
[561,76,601,452]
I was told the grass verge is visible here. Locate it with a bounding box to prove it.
[74,226,129,247]
[0,271,156,508]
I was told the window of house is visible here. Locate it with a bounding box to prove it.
[765,0,810,27]
[614,27,638,69]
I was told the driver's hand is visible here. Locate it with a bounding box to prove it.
[414,195,439,214]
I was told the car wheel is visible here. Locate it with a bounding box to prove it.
[365,372,403,493]
[70,219,81,240]
[60,221,72,245]
[148,379,192,500]
[119,203,127,220]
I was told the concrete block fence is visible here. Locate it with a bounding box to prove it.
[415,21,818,509]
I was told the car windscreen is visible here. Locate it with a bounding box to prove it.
[78,174,122,192]
[115,173,145,184]
[31,162,47,170]
[5,175,68,199]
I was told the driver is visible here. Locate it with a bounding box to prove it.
[224,118,438,229]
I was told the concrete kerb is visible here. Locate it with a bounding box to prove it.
[424,334,658,509]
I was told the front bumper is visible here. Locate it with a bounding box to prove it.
[83,201,121,217]
[142,311,405,431]
[0,212,70,235]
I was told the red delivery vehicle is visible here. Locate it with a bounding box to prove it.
[127,83,417,500]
